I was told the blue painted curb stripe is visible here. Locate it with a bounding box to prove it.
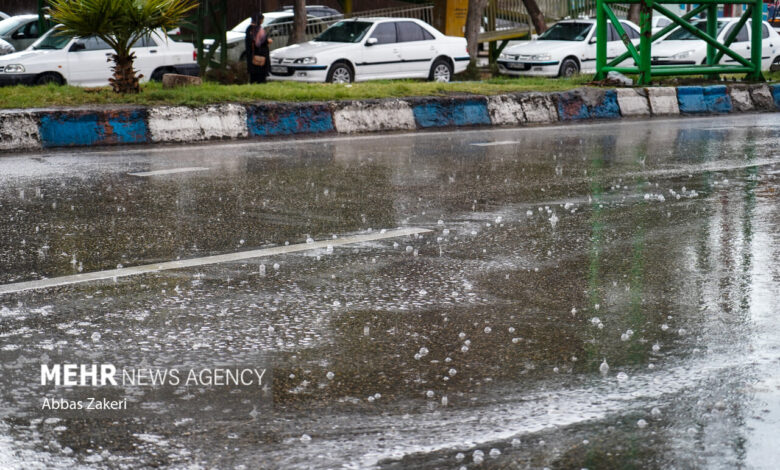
[770,84,780,110]
[38,109,149,148]
[557,90,620,121]
[677,86,707,114]
[702,85,732,113]
[412,99,491,128]
[246,103,334,137]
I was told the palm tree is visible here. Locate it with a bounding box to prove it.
[47,0,198,93]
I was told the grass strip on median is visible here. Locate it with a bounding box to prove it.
[0,227,431,295]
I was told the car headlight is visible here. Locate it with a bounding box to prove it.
[498,53,510,60]
[531,54,551,61]
[3,64,25,73]
[672,50,695,60]
[294,57,317,64]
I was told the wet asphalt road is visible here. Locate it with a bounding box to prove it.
[0,114,779,469]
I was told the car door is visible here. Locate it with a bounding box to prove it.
[10,19,42,50]
[395,21,436,76]
[66,36,114,86]
[721,21,749,65]
[761,22,777,69]
[359,22,402,79]
[131,34,164,81]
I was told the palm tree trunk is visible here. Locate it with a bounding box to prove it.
[109,52,140,94]
[522,0,547,34]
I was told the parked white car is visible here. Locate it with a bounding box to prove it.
[651,18,780,70]
[269,18,469,83]
[497,19,640,77]
[211,12,328,63]
[0,26,198,86]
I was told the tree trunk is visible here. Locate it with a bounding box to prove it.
[628,4,641,26]
[465,0,489,64]
[291,0,306,45]
[108,52,140,94]
[521,0,547,35]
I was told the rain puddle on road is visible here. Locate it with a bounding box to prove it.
[0,114,779,468]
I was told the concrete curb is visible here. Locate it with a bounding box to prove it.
[0,84,778,151]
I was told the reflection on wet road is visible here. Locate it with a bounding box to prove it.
[1,114,779,469]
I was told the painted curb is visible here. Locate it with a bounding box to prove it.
[410,97,491,128]
[557,88,620,121]
[771,84,780,109]
[247,102,334,137]
[0,85,777,152]
[616,88,650,117]
[148,104,248,142]
[647,87,680,115]
[0,111,41,151]
[332,99,416,133]
[37,108,149,148]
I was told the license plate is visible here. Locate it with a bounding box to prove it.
[271,66,287,74]
[508,62,526,69]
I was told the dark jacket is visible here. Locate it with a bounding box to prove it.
[245,24,270,82]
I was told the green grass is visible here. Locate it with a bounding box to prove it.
[0,76,588,109]
[0,72,776,109]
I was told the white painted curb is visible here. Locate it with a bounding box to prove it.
[148,104,248,142]
[333,100,416,133]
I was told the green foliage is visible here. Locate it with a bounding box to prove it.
[47,0,198,93]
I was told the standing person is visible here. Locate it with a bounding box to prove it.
[245,13,271,83]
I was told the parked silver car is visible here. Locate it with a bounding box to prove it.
[0,15,53,51]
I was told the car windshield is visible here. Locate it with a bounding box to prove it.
[314,20,371,42]
[665,20,727,40]
[0,17,25,36]
[32,29,72,50]
[538,22,593,41]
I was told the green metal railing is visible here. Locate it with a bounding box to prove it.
[594,0,764,84]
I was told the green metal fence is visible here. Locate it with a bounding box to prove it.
[594,0,764,84]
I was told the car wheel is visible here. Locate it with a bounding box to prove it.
[35,73,63,85]
[429,59,453,82]
[327,61,352,83]
[558,58,579,78]
[771,56,780,72]
[150,67,174,81]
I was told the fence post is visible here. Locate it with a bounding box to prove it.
[639,0,652,84]
[595,0,607,80]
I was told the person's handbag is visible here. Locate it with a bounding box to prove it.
[250,33,266,67]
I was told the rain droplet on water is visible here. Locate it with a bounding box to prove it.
[617,372,628,382]
[652,343,660,352]
[455,452,465,461]
[300,434,311,442]
[484,326,492,334]
[448,368,457,376]
[489,448,501,457]
[426,390,435,398]
[418,347,429,357]
[441,396,448,406]
[273,263,280,270]
[326,372,335,380]
[511,438,521,447]
[599,359,609,375]
[637,419,648,428]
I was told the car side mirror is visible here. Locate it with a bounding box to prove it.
[589,37,597,44]
[365,37,377,46]
[70,42,86,52]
